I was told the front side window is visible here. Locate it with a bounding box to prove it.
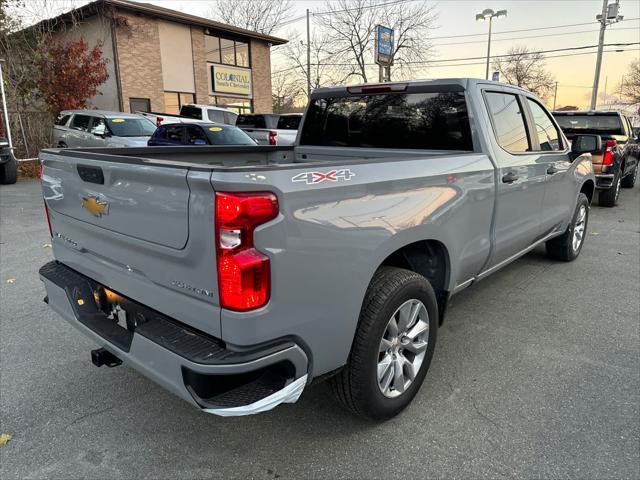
[89,117,107,136]
[161,125,184,142]
[70,114,91,131]
[185,125,208,144]
[300,91,473,150]
[526,98,561,151]
[484,92,530,153]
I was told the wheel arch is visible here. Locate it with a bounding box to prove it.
[378,239,451,324]
[580,179,595,205]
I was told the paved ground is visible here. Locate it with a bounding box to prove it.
[1,179,639,479]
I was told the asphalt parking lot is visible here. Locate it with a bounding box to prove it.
[1,179,639,479]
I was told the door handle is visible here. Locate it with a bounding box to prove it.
[547,165,559,175]
[502,172,519,184]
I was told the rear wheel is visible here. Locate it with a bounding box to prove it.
[546,193,589,262]
[330,267,438,419]
[621,164,637,188]
[0,157,17,185]
[599,170,621,207]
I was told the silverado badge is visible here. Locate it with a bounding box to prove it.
[81,195,109,217]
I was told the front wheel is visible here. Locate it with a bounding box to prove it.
[330,267,438,419]
[0,157,18,185]
[546,193,589,262]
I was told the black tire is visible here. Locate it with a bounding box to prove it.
[546,193,589,262]
[0,157,18,185]
[599,169,621,207]
[58,142,68,148]
[330,267,438,420]
[621,164,637,188]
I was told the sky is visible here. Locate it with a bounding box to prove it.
[25,0,640,109]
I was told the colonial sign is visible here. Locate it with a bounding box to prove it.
[374,25,394,66]
[211,65,252,96]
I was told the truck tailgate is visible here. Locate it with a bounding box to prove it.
[40,150,221,337]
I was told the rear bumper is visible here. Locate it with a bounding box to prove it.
[595,173,615,189]
[39,261,308,416]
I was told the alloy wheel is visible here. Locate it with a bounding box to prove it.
[377,299,429,398]
[572,204,587,252]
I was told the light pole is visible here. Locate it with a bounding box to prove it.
[476,8,507,80]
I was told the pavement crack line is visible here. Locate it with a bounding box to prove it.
[64,405,116,430]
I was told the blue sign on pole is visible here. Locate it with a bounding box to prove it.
[375,25,394,66]
[492,71,500,82]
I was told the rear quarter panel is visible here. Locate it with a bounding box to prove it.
[212,153,495,376]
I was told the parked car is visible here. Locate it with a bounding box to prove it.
[0,137,17,184]
[39,78,597,420]
[553,110,639,206]
[53,111,157,148]
[236,113,302,145]
[148,123,257,146]
[138,104,238,127]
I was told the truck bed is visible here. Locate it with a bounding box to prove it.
[40,145,475,170]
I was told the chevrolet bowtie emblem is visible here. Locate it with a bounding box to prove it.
[81,195,109,217]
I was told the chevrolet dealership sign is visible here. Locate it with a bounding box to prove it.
[212,65,252,96]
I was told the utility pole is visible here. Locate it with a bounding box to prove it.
[485,16,493,80]
[306,9,311,101]
[590,0,623,109]
[553,81,558,111]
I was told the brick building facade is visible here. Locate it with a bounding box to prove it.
[46,0,286,115]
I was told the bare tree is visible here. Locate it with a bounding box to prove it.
[315,0,437,83]
[492,46,555,100]
[618,60,640,104]
[271,70,302,113]
[207,0,293,35]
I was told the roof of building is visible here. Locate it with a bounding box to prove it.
[36,0,288,45]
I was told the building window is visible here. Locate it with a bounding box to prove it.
[205,33,251,67]
[210,96,252,115]
[164,92,195,115]
[129,97,151,113]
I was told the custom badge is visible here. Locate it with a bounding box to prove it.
[81,195,109,217]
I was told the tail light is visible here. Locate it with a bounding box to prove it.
[39,162,52,237]
[215,192,278,311]
[268,131,278,145]
[156,116,163,127]
[602,139,616,166]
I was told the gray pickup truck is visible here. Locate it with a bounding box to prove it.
[39,79,598,420]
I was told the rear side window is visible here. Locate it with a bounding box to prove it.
[236,115,267,128]
[526,98,561,151]
[70,115,91,131]
[207,109,225,123]
[300,92,473,150]
[277,115,301,130]
[159,125,184,142]
[180,105,202,120]
[55,114,71,126]
[484,92,530,153]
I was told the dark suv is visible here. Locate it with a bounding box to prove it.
[553,111,639,207]
[148,123,256,147]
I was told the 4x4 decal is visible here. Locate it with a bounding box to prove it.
[292,169,355,185]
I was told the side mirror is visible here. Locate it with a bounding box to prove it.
[571,134,602,156]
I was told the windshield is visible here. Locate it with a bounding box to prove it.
[300,91,473,150]
[204,125,256,145]
[107,118,157,137]
[554,114,624,135]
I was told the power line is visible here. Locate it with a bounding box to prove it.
[432,27,638,47]
[312,0,416,16]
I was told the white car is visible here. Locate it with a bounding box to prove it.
[53,111,157,148]
[236,113,302,145]
[137,104,238,127]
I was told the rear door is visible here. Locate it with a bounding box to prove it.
[523,97,573,235]
[482,90,547,268]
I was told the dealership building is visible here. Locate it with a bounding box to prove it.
[43,0,287,115]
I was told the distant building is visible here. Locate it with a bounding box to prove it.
[38,0,287,114]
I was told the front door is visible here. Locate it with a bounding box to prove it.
[524,97,574,235]
[482,90,547,269]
